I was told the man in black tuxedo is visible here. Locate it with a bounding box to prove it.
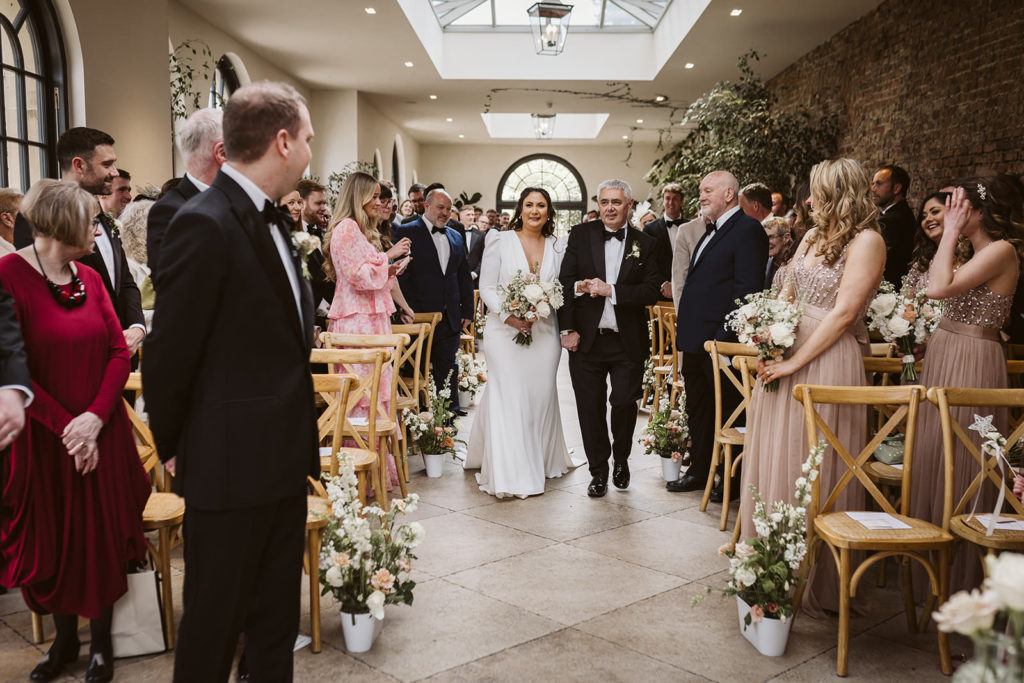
[395,189,474,413]
[0,284,30,451]
[871,164,915,289]
[559,180,662,497]
[643,182,687,300]
[669,171,768,496]
[460,205,488,287]
[297,178,333,326]
[148,108,225,286]
[144,81,318,682]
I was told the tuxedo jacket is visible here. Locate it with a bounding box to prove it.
[147,175,201,287]
[466,227,487,283]
[78,213,145,330]
[0,283,29,391]
[879,200,915,288]
[642,216,675,285]
[143,170,319,511]
[394,217,474,335]
[557,220,662,360]
[676,210,768,354]
[302,222,333,312]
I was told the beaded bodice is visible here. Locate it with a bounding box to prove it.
[942,284,1013,329]
[789,239,861,311]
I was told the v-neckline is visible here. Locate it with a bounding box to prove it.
[514,232,547,277]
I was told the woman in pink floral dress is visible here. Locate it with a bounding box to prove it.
[323,171,413,488]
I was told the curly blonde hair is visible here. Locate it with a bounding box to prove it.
[805,158,880,266]
[322,171,381,282]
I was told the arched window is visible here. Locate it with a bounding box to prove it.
[208,54,240,109]
[1,0,68,190]
[497,154,586,236]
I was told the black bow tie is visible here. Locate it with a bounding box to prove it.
[603,229,625,242]
[704,222,716,235]
[666,218,684,227]
[431,226,448,235]
[262,200,294,229]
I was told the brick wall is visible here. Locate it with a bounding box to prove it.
[768,0,1024,208]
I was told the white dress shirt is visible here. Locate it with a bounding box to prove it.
[94,228,116,289]
[692,205,741,265]
[220,163,302,316]
[429,222,450,273]
[663,214,683,250]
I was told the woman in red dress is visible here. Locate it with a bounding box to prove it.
[0,180,150,682]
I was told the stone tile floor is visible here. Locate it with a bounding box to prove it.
[0,352,964,682]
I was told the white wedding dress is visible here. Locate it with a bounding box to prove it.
[464,231,584,498]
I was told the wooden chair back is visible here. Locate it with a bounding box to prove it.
[731,354,758,401]
[870,342,896,358]
[645,304,660,359]
[703,340,757,438]
[652,301,674,363]
[412,312,442,403]
[123,373,163,486]
[311,373,355,478]
[926,387,1024,525]
[319,332,409,422]
[309,348,389,450]
[392,323,429,409]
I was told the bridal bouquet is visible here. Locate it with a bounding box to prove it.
[725,286,804,392]
[457,354,487,400]
[866,277,943,382]
[318,453,423,620]
[639,392,689,461]
[497,266,564,346]
[401,371,463,456]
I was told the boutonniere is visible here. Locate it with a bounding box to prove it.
[627,242,641,260]
[102,211,122,238]
[291,231,321,279]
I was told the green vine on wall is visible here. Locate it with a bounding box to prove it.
[169,38,219,127]
[306,160,380,208]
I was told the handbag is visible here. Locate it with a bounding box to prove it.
[111,568,166,657]
[873,434,905,465]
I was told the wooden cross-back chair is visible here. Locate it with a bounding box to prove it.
[700,340,757,528]
[460,290,479,358]
[861,357,920,492]
[641,304,661,409]
[411,312,442,407]
[726,354,760,540]
[392,323,430,480]
[794,384,952,678]
[927,387,1024,569]
[310,371,377,494]
[650,306,679,411]
[869,342,896,358]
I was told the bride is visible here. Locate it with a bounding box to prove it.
[464,187,584,498]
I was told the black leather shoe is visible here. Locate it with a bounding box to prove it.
[30,639,80,681]
[612,462,630,489]
[709,476,741,504]
[84,652,113,683]
[666,472,706,493]
[587,476,607,497]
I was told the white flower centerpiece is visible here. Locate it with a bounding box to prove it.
[866,276,943,382]
[638,392,689,481]
[725,285,804,392]
[401,371,463,476]
[496,263,563,346]
[318,453,423,652]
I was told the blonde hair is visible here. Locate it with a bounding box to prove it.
[118,199,154,264]
[323,171,381,281]
[22,179,98,249]
[762,215,790,237]
[806,158,880,266]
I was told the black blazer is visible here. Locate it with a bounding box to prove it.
[302,222,333,313]
[143,170,318,511]
[147,175,201,287]
[77,213,145,330]
[0,283,30,391]
[557,220,662,361]
[394,217,474,335]
[642,216,674,285]
[879,200,915,288]
[466,227,487,283]
[676,209,768,354]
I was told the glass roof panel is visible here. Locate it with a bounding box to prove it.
[430,0,670,30]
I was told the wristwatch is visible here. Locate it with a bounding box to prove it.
[560,330,573,337]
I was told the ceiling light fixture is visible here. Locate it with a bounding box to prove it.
[685,62,695,69]
[730,9,742,16]
[531,113,557,139]
[654,94,667,103]
[527,2,574,56]
[636,119,643,124]
[403,61,414,68]
[364,7,376,14]
[429,95,438,100]
[622,135,629,140]
[458,134,465,139]
[446,117,453,122]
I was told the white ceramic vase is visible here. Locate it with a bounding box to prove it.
[458,390,472,408]
[661,456,682,482]
[736,597,792,657]
[339,610,382,653]
[423,452,444,478]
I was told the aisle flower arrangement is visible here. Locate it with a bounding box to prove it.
[639,392,689,461]
[866,277,943,381]
[401,371,462,457]
[457,354,488,401]
[497,265,564,346]
[640,356,656,409]
[725,286,803,392]
[318,453,423,621]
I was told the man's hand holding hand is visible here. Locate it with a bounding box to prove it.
[560,331,580,352]
[123,328,145,356]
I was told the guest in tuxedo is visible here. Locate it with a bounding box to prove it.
[147,108,225,286]
[462,205,488,286]
[558,179,662,497]
[98,169,132,218]
[395,188,474,414]
[643,182,687,300]
[669,171,768,495]
[871,164,915,288]
[144,81,319,682]
[771,192,789,217]
[0,189,22,256]
[739,182,773,223]
[2,180,150,682]
[762,216,793,289]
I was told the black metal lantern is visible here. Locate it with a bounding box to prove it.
[527,2,574,55]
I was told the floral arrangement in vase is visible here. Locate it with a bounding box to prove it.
[866,276,943,381]
[318,453,424,620]
[724,285,804,392]
[401,371,462,456]
[457,354,488,400]
[639,392,689,462]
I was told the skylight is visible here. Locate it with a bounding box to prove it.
[430,0,671,31]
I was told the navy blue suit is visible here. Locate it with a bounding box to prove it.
[394,217,474,409]
[675,208,768,484]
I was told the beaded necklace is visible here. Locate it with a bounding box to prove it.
[32,243,87,309]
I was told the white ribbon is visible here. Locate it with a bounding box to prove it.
[901,354,915,364]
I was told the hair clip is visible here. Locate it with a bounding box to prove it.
[977,183,988,201]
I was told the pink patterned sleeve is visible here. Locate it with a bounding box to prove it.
[331,219,391,292]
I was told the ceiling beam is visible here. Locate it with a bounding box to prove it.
[433,0,487,28]
[610,0,664,28]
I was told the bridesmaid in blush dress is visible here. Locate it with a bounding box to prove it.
[739,159,886,617]
[910,176,1023,599]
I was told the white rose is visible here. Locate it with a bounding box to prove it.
[886,315,911,338]
[869,293,897,318]
[767,322,795,348]
[734,566,757,589]
[365,590,386,620]
[733,542,756,560]
[523,283,545,303]
[402,521,425,547]
[535,301,551,318]
[325,565,344,588]
[932,589,999,635]
[985,553,1024,611]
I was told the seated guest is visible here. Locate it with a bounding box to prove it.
[117,199,156,319]
[762,216,793,289]
[0,179,150,682]
[281,188,303,225]
[0,188,23,255]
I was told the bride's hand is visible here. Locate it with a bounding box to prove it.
[504,315,532,335]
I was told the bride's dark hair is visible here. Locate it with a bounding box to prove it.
[509,187,556,237]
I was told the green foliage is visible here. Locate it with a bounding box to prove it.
[305,160,380,208]
[454,191,482,210]
[646,51,839,214]
[169,39,218,124]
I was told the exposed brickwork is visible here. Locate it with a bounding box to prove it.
[768,0,1024,208]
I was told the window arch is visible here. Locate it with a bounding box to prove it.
[208,54,241,110]
[1,0,68,190]
[497,154,586,236]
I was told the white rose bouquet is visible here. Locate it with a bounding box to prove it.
[457,354,488,399]
[317,453,423,620]
[497,265,564,346]
[866,277,943,382]
[290,231,322,280]
[724,286,804,392]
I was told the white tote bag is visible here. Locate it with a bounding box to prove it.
[111,569,166,657]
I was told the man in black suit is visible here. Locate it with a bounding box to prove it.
[643,182,687,300]
[669,171,768,496]
[0,284,30,451]
[395,188,474,414]
[297,178,333,326]
[144,81,318,682]
[559,179,662,497]
[147,108,225,286]
[871,164,915,288]
[460,205,488,287]
[51,128,146,357]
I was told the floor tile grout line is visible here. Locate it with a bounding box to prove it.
[574,625,717,682]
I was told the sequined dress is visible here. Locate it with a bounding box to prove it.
[911,275,1013,598]
[740,236,874,617]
